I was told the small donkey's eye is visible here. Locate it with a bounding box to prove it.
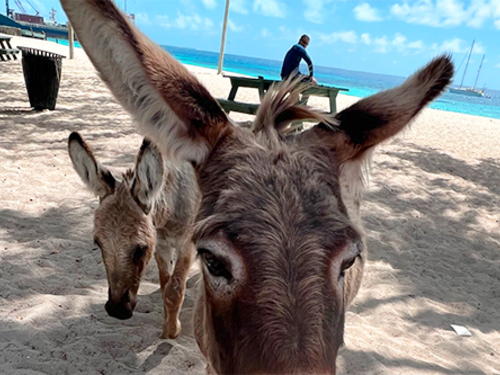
[132,245,148,264]
[197,248,232,280]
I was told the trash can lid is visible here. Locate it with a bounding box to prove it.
[18,47,66,59]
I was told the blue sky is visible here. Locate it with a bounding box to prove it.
[15,0,500,90]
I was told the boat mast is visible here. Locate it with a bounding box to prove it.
[50,8,56,23]
[6,0,12,17]
[460,40,475,88]
[473,54,485,90]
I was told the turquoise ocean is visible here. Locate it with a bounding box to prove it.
[50,38,500,120]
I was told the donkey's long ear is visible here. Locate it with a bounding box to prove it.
[131,139,165,214]
[60,0,231,165]
[309,55,453,163]
[68,132,116,198]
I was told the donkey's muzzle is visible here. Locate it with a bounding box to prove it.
[105,289,135,320]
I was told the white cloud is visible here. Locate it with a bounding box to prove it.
[361,33,372,45]
[231,0,249,14]
[303,0,334,24]
[437,0,468,26]
[475,43,485,54]
[374,36,389,53]
[261,28,272,37]
[392,33,408,52]
[428,40,486,73]
[495,63,500,68]
[318,28,486,58]
[135,12,152,25]
[408,40,425,53]
[372,33,426,55]
[391,0,500,29]
[319,30,423,55]
[434,38,485,54]
[319,31,358,44]
[354,3,382,22]
[466,0,491,27]
[155,15,171,27]
[201,0,217,9]
[156,11,214,31]
[253,0,286,18]
[228,19,244,32]
[391,1,441,27]
[438,38,467,53]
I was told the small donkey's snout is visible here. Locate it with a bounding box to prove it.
[105,299,133,319]
[105,289,134,320]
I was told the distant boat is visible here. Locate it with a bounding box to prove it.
[0,0,70,39]
[449,40,490,98]
[0,0,134,40]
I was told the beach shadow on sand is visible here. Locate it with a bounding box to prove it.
[360,142,499,322]
[0,204,204,374]
[339,141,500,374]
[1,141,498,374]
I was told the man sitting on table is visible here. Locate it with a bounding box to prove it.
[280,34,318,84]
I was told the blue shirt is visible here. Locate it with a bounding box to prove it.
[280,44,314,80]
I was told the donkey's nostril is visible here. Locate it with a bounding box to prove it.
[105,300,133,320]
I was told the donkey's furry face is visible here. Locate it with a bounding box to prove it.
[192,129,363,373]
[94,178,157,319]
[61,1,453,373]
[68,132,163,320]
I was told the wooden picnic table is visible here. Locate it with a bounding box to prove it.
[0,35,20,62]
[217,75,349,116]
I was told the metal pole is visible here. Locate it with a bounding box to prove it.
[217,0,230,75]
[68,21,74,59]
[473,54,484,90]
[460,40,474,88]
[6,0,12,17]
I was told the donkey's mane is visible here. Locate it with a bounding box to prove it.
[252,78,335,136]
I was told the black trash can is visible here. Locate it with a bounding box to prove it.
[20,47,65,110]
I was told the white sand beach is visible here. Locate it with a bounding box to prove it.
[0,36,499,374]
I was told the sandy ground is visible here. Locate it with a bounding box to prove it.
[0,37,499,374]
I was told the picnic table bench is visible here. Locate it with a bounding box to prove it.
[0,35,19,62]
[217,75,349,116]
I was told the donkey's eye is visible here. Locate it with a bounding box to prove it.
[197,249,232,280]
[94,238,102,250]
[343,257,357,271]
[132,245,148,264]
[339,257,357,280]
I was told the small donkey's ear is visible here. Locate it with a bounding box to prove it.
[131,139,165,214]
[60,0,232,167]
[68,132,115,198]
[310,55,454,163]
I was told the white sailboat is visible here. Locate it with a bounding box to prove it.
[449,40,489,98]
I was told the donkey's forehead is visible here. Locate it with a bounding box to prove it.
[94,184,151,233]
[197,138,358,257]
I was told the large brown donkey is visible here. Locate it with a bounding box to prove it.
[68,132,200,339]
[61,0,453,373]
